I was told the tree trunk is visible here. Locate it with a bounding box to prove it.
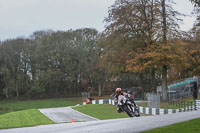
[77,84,80,96]
[138,74,145,99]
[5,88,8,99]
[162,65,168,101]
[161,0,167,42]
[16,88,19,99]
[98,83,102,97]
[161,0,168,101]
[69,85,72,96]
[102,82,105,95]
[151,67,156,92]
[73,83,76,96]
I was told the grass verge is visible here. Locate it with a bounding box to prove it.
[141,118,200,133]
[0,98,81,115]
[73,104,130,120]
[0,109,54,129]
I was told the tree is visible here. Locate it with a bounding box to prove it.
[161,0,168,101]
[103,0,182,97]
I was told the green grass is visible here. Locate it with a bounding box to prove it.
[136,102,148,107]
[141,118,200,133]
[73,104,130,120]
[0,109,54,129]
[160,102,181,109]
[0,98,81,115]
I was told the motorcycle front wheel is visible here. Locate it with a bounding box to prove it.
[134,106,140,117]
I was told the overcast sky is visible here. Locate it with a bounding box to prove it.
[0,0,196,41]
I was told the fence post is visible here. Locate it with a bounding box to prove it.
[181,101,183,108]
[191,101,193,111]
[194,100,197,110]
[187,101,189,111]
[183,101,186,112]
[178,101,180,108]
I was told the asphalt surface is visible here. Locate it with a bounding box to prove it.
[1,110,200,133]
[39,107,98,123]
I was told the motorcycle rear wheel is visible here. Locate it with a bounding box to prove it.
[123,105,134,117]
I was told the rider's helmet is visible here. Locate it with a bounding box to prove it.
[116,88,122,94]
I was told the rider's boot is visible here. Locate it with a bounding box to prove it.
[117,106,122,113]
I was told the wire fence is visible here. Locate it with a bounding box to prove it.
[81,92,90,102]
[147,93,160,108]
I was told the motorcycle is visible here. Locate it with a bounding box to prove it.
[117,94,140,117]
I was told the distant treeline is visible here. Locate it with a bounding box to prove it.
[0,28,164,99]
[0,29,101,99]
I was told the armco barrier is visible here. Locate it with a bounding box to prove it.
[76,99,197,116]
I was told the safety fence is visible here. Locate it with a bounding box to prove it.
[76,99,198,116]
[169,100,194,108]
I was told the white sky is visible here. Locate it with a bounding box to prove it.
[0,0,196,41]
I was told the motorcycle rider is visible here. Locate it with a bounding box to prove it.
[114,88,136,113]
[114,88,127,113]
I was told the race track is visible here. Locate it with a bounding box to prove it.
[39,107,98,123]
[1,110,200,133]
